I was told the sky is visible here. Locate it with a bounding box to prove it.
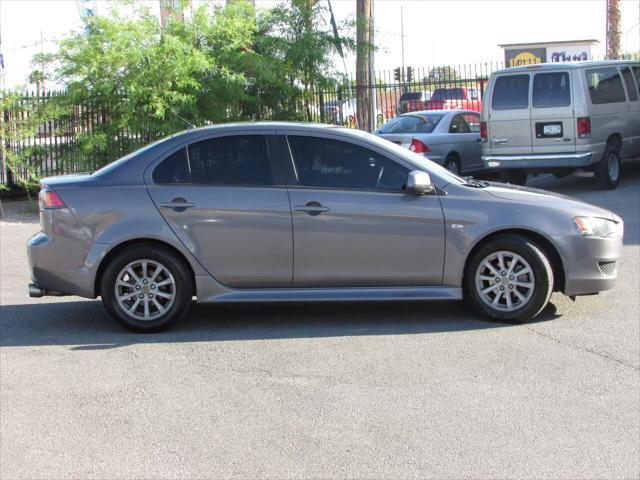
[1,0,639,89]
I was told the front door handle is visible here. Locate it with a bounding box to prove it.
[293,201,330,216]
[159,197,195,212]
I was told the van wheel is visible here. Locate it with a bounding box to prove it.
[100,245,193,332]
[464,235,554,322]
[445,155,462,175]
[596,144,620,190]
[499,170,527,186]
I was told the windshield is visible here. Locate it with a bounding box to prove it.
[432,88,465,100]
[377,114,443,134]
[91,133,177,176]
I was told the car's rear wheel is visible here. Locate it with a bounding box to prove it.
[464,235,554,322]
[445,155,462,176]
[499,170,527,186]
[595,143,620,190]
[100,245,193,332]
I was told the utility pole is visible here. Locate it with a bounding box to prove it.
[400,5,405,81]
[606,0,621,59]
[356,0,373,132]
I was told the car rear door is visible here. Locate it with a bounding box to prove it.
[487,73,532,155]
[146,133,293,288]
[530,70,576,154]
[461,112,483,171]
[282,133,445,287]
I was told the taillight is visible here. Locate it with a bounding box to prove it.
[480,121,488,142]
[39,188,66,209]
[577,117,591,138]
[409,138,431,153]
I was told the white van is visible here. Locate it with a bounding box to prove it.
[481,60,640,189]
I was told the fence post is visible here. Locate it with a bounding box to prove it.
[2,107,14,189]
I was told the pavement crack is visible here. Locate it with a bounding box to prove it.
[524,326,639,372]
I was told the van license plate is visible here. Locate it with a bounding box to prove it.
[536,122,563,138]
[544,124,562,135]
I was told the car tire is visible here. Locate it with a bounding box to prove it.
[595,143,620,190]
[445,155,462,176]
[100,244,193,333]
[499,170,527,186]
[464,234,554,323]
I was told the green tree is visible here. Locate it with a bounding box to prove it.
[423,65,460,85]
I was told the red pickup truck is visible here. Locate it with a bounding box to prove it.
[406,87,481,112]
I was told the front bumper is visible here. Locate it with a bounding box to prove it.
[558,233,622,297]
[482,152,594,170]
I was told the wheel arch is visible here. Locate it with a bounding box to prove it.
[463,228,565,293]
[94,238,197,297]
[607,133,622,151]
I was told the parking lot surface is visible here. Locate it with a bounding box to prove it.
[1,166,639,479]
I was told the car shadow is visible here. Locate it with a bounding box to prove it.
[0,299,560,350]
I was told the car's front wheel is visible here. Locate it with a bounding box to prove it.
[100,244,193,332]
[464,235,554,322]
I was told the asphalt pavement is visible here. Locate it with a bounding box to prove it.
[1,165,639,479]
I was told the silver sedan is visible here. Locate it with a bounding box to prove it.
[375,109,483,175]
[27,122,623,332]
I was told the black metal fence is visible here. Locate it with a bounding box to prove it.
[2,58,637,187]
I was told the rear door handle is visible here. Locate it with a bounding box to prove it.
[159,198,195,212]
[493,138,508,145]
[293,201,330,216]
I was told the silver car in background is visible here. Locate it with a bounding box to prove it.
[28,122,623,332]
[375,109,483,175]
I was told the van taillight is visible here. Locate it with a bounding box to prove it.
[39,188,65,209]
[577,117,591,138]
[480,121,488,142]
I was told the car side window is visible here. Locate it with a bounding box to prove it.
[492,74,530,110]
[632,66,640,95]
[153,135,275,185]
[620,67,639,102]
[585,67,626,104]
[532,72,571,108]
[287,136,409,191]
[449,114,470,134]
[462,113,481,133]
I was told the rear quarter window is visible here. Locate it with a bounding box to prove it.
[532,72,571,108]
[621,67,638,101]
[491,75,530,110]
[585,67,626,104]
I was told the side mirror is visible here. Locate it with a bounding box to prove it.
[406,170,434,195]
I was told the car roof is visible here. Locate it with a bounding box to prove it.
[493,59,639,75]
[399,109,477,117]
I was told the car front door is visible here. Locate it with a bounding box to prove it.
[146,133,293,288]
[282,134,445,287]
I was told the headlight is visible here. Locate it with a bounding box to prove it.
[573,216,622,238]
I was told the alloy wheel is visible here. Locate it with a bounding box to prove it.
[474,251,535,312]
[115,259,176,321]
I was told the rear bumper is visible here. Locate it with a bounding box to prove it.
[27,231,107,298]
[482,152,595,170]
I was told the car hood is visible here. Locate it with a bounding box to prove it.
[485,182,617,220]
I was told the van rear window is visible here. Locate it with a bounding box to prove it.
[532,72,571,108]
[585,68,626,104]
[492,75,530,110]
